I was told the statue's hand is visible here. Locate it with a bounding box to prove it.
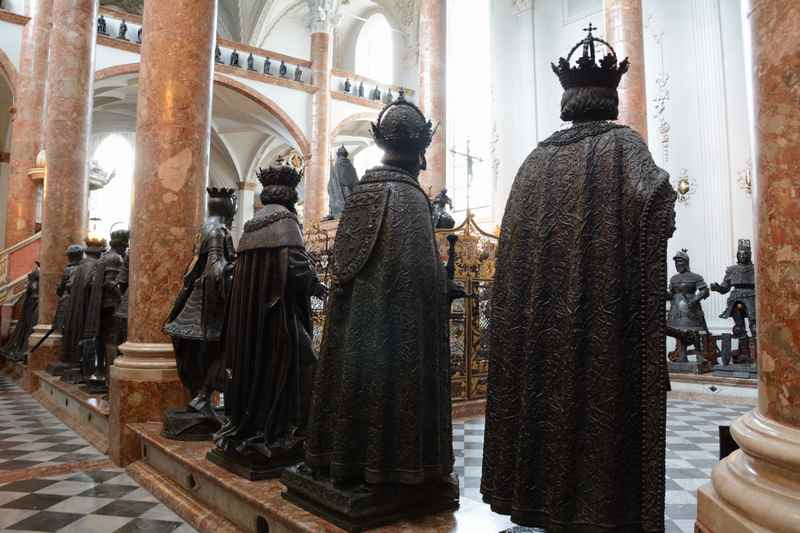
[710,282,721,292]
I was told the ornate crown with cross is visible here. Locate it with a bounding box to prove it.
[551,23,629,90]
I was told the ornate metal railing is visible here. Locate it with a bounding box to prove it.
[0,232,41,306]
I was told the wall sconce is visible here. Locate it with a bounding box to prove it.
[738,160,752,195]
[675,168,696,204]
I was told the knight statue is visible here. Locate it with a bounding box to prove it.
[711,239,757,364]
[431,188,455,229]
[666,249,713,369]
[326,145,359,219]
[0,263,39,363]
[45,244,85,376]
[163,188,237,440]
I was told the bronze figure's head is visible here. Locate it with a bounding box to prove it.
[84,235,107,256]
[109,229,130,251]
[551,23,629,122]
[736,239,752,265]
[256,164,302,212]
[673,248,690,273]
[66,244,85,264]
[371,90,437,177]
[207,187,238,228]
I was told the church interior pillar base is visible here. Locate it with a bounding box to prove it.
[695,410,800,533]
[109,342,188,466]
[24,324,62,392]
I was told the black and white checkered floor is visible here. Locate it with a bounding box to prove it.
[0,374,751,532]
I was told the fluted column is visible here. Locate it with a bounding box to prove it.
[604,0,647,139]
[26,0,95,392]
[109,0,216,465]
[696,2,800,531]
[418,0,446,195]
[305,0,339,224]
[5,0,53,247]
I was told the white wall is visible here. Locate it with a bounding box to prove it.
[1,0,25,15]
[261,11,310,59]
[95,43,141,71]
[0,21,23,69]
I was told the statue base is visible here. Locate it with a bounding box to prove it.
[161,407,222,442]
[281,464,460,533]
[668,360,713,374]
[85,377,108,395]
[713,363,758,380]
[45,362,75,376]
[206,442,302,481]
[62,367,85,384]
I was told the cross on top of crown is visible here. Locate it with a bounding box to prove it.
[583,22,597,35]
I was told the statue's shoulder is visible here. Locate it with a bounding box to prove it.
[238,204,303,252]
[539,121,627,147]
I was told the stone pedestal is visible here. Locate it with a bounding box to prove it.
[24,324,62,392]
[695,2,800,531]
[5,0,53,246]
[418,0,446,195]
[108,0,216,466]
[604,0,647,139]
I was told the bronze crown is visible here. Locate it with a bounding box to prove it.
[551,23,629,90]
[256,164,302,189]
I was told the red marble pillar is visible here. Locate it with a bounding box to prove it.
[5,0,53,247]
[306,31,332,224]
[696,2,800,531]
[604,0,647,140]
[418,0,446,196]
[109,0,215,466]
[26,0,95,393]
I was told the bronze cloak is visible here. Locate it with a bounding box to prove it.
[480,122,676,532]
[305,165,454,485]
[62,256,97,365]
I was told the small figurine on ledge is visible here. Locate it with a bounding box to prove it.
[343,78,351,93]
[263,56,272,74]
[294,65,303,82]
[711,239,757,374]
[431,189,455,229]
[163,188,237,440]
[208,165,326,479]
[279,60,288,78]
[117,19,128,40]
[247,53,255,71]
[372,86,382,101]
[230,49,241,68]
[97,15,109,36]
[358,81,365,97]
[137,27,142,43]
[215,45,223,64]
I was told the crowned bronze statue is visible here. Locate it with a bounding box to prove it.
[0,264,39,363]
[431,188,455,229]
[43,245,85,375]
[282,92,459,531]
[81,229,129,393]
[208,166,326,478]
[666,249,715,372]
[711,239,757,366]
[480,25,676,532]
[163,188,236,440]
[62,236,107,384]
[326,145,359,219]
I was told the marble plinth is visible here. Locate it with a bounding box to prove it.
[669,360,713,375]
[129,422,515,533]
[713,364,758,380]
[207,444,302,481]
[162,408,221,442]
[33,370,109,453]
[46,361,75,376]
[24,326,63,392]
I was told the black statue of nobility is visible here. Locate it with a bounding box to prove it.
[480,25,676,532]
[343,78,351,93]
[294,66,303,82]
[431,188,455,229]
[208,166,326,479]
[666,249,714,372]
[62,237,107,384]
[264,57,272,74]
[163,188,237,440]
[358,81,364,97]
[247,53,255,71]
[711,239,757,365]
[117,20,128,40]
[0,264,39,363]
[97,15,108,36]
[137,27,142,43]
[112,253,130,359]
[81,229,129,393]
[279,60,288,77]
[282,93,459,531]
[326,145,359,219]
[230,49,241,67]
[215,45,223,64]
[44,245,85,376]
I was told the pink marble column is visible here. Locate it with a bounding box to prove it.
[5,0,53,247]
[306,31,332,225]
[604,0,647,140]
[109,0,216,466]
[418,0,446,196]
[696,2,800,531]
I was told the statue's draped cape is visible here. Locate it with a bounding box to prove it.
[481,122,676,532]
[306,165,453,484]
[216,204,320,455]
[62,256,97,365]
[0,268,38,361]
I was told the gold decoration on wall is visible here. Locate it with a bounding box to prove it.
[674,168,696,204]
[737,159,752,195]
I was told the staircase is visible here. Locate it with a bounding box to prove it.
[0,233,41,341]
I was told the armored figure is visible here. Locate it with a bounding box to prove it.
[0,264,39,363]
[711,239,757,364]
[283,93,458,530]
[431,189,455,229]
[112,254,130,355]
[230,49,240,67]
[326,145,359,219]
[209,166,325,478]
[81,229,129,392]
[343,78,351,93]
[481,26,676,532]
[247,53,255,71]
[117,19,128,40]
[666,249,712,365]
[62,236,106,381]
[358,81,364,97]
[263,57,272,74]
[54,245,85,335]
[97,15,108,35]
[215,45,223,64]
[279,60,288,77]
[163,189,236,439]
[294,66,303,82]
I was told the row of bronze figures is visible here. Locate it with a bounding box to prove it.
[216,46,305,82]
[342,78,402,104]
[666,243,757,373]
[97,15,141,44]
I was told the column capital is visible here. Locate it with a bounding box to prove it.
[305,0,341,34]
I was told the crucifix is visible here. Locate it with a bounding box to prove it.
[449,139,484,212]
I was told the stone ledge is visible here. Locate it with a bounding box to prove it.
[332,91,384,109]
[0,9,30,26]
[97,33,141,54]
[215,64,316,94]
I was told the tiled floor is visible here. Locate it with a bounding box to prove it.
[0,374,196,533]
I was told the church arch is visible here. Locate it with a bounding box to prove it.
[0,49,18,99]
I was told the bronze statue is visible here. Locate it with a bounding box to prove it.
[215,45,223,64]
[81,229,129,392]
[294,65,303,82]
[97,15,108,36]
[117,19,128,40]
[480,25,676,532]
[711,239,756,364]
[264,56,272,74]
[666,249,713,368]
[282,93,459,530]
[247,53,255,71]
[230,49,240,68]
[43,245,85,375]
[137,27,142,43]
[112,253,130,360]
[326,145,359,219]
[163,189,236,440]
[0,264,39,363]
[358,81,364,97]
[343,78,351,93]
[279,60,288,77]
[431,188,455,229]
[62,236,106,383]
[208,166,326,478]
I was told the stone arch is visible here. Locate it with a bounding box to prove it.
[331,111,378,140]
[0,48,18,99]
[94,63,311,157]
